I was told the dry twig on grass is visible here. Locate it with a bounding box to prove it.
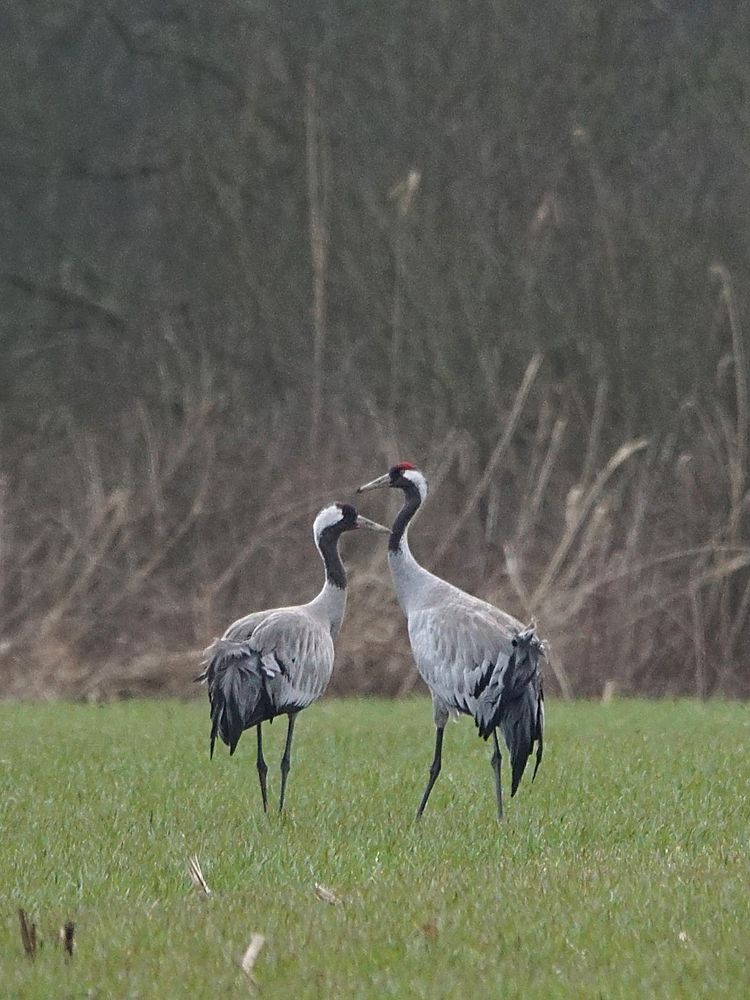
[60,921,75,958]
[187,855,212,897]
[18,909,37,959]
[240,933,266,984]
[314,882,342,905]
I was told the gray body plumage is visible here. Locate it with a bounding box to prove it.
[201,589,342,756]
[390,534,544,795]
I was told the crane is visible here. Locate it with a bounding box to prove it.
[358,463,544,820]
[196,502,388,812]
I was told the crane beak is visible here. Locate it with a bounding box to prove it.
[357,473,390,493]
[355,514,390,533]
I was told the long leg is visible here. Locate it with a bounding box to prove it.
[256,724,268,813]
[278,713,297,813]
[490,728,503,821]
[416,725,445,819]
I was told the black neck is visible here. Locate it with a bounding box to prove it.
[389,483,422,553]
[318,526,347,589]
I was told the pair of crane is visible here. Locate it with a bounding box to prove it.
[196,463,544,820]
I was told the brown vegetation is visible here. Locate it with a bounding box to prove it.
[1,3,749,698]
[2,320,748,700]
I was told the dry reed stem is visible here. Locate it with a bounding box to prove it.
[726,573,750,661]
[544,545,750,602]
[532,437,648,605]
[580,380,608,493]
[690,586,707,700]
[388,170,421,422]
[541,647,573,701]
[0,531,54,633]
[432,353,543,565]
[36,493,129,636]
[710,264,748,528]
[503,546,531,610]
[119,461,213,598]
[589,556,750,640]
[708,265,749,682]
[558,501,613,594]
[136,402,166,539]
[514,415,567,548]
[306,65,328,454]
[523,399,554,491]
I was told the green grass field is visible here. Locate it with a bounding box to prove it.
[1,698,748,998]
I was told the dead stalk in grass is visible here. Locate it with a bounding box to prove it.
[60,921,75,958]
[18,909,37,959]
[240,933,266,983]
[314,883,342,905]
[187,855,212,897]
[601,680,617,704]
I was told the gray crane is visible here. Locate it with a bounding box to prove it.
[358,463,544,820]
[196,502,388,812]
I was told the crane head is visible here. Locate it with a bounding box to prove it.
[357,463,428,503]
[313,503,389,543]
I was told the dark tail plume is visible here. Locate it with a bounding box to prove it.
[490,625,545,796]
[195,640,271,757]
[530,682,544,784]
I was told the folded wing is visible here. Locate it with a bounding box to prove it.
[197,608,335,755]
[407,600,544,794]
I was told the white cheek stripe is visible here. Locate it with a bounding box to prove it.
[402,469,428,502]
[313,505,343,541]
